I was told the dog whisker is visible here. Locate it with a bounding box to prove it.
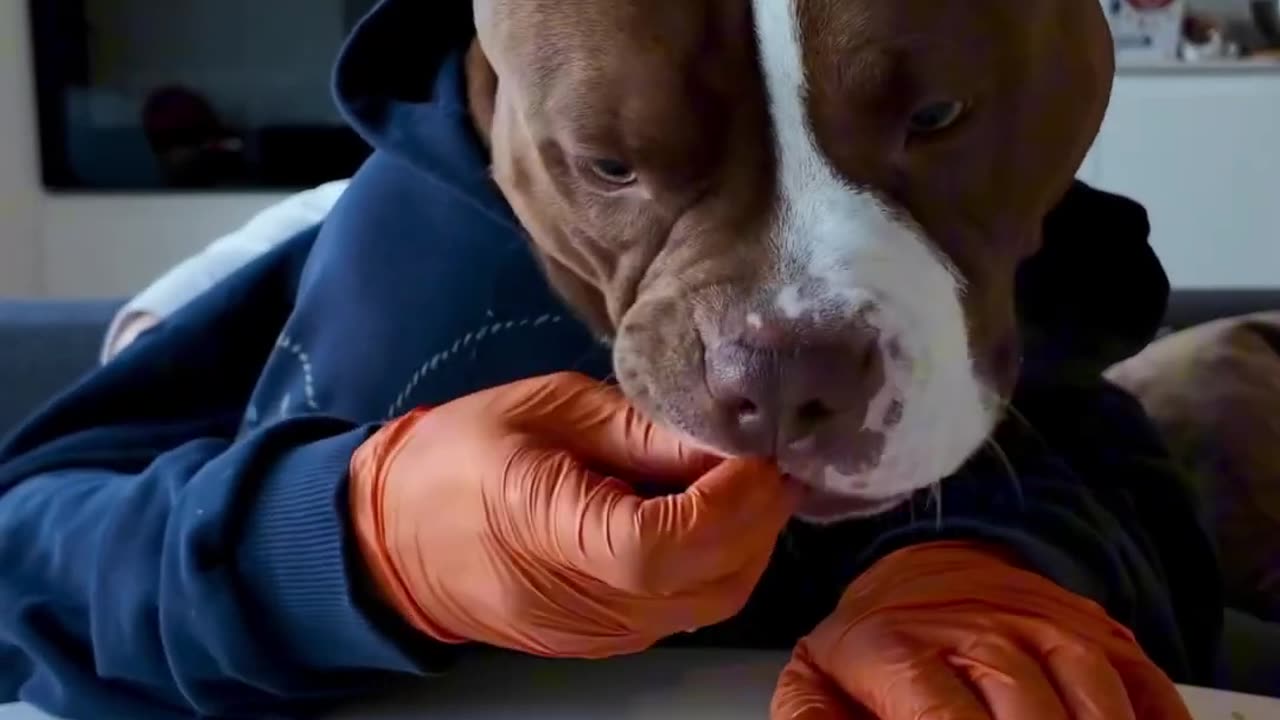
[931,482,943,530]
[1003,403,1033,433]
[1001,401,1051,453]
[588,379,619,399]
[919,482,946,530]
[985,438,1024,510]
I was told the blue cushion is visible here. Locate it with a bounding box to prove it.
[0,299,122,440]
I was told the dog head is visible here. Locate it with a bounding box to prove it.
[469,0,1114,521]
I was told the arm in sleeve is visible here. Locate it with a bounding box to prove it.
[855,379,1224,685]
[1,228,446,720]
[101,180,350,364]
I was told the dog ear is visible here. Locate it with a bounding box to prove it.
[465,41,498,150]
[1015,180,1170,384]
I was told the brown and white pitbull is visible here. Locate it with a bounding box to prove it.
[466,0,1115,521]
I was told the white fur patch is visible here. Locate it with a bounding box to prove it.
[776,284,808,320]
[751,0,996,507]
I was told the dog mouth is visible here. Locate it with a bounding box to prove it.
[635,367,918,523]
[788,476,911,523]
[766,386,908,522]
[613,275,997,525]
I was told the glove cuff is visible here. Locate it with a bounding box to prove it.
[349,407,466,645]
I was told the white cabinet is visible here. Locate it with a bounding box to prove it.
[1086,66,1280,289]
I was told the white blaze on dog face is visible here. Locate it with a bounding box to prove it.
[751,0,997,506]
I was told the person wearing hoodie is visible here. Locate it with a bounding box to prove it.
[100,180,352,364]
[1,1,1222,719]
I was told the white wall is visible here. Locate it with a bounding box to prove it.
[0,0,41,297]
[1189,0,1256,26]
[40,194,289,297]
[1087,67,1280,289]
[1191,0,1252,22]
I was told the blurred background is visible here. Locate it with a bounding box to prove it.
[0,0,1276,299]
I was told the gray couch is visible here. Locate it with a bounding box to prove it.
[0,299,121,437]
[1,292,1279,696]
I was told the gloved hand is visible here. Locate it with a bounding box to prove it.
[771,542,1193,720]
[349,372,798,658]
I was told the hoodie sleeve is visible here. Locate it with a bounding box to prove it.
[100,181,350,364]
[0,230,442,720]
[852,377,1223,686]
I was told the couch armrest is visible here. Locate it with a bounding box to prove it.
[1165,290,1280,331]
[0,299,122,440]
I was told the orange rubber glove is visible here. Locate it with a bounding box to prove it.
[349,372,799,659]
[771,542,1193,720]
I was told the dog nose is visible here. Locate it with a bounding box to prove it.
[704,322,884,454]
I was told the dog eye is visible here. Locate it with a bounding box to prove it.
[907,100,967,135]
[587,158,638,186]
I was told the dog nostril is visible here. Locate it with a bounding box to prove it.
[794,399,834,435]
[797,399,831,423]
[858,343,879,374]
[732,398,761,421]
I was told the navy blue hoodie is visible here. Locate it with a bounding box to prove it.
[0,1,1222,717]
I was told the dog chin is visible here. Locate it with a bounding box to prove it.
[779,453,925,525]
[792,486,912,524]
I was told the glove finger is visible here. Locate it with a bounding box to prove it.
[500,372,722,484]
[516,436,795,597]
[626,458,799,595]
[500,542,774,656]
[1041,641,1136,720]
[634,530,780,636]
[771,649,865,720]
[810,630,993,720]
[524,451,785,597]
[949,636,1069,720]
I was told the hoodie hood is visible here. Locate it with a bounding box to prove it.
[332,0,1167,388]
[333,0,508,220]
[1018,181,1170,385]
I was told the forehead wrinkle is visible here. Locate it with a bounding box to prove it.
[533,4,761,173]
[795,1,1015,99]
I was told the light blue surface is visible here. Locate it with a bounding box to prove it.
[0,705,57,720]
[0,299,122,439]
[3,649,1277,720]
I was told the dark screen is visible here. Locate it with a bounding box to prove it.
[29,0,380,191]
